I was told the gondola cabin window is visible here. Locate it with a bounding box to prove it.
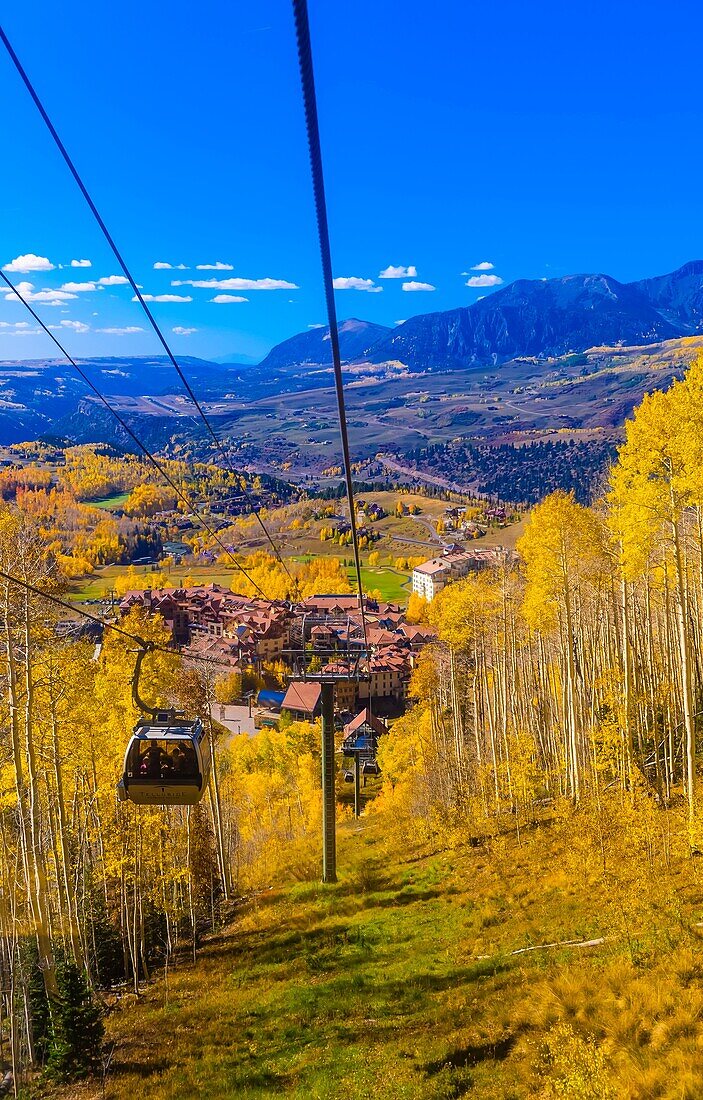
[127,738,198,783]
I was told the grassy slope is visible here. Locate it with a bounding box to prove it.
[51,812,703,1100]
[348,566,411,603]
[89,492,132,511]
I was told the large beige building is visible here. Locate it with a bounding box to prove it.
[412,547,511,601]
[412,558,453,601]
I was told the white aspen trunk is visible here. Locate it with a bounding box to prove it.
[21,591,58,999]
[671,513,696,823]
[48,695,85,968]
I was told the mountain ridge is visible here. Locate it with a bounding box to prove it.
[258,318,391,371]
[255,262,703,373]
[2,262,703,448]
[363,262,703,369]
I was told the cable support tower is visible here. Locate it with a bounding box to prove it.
[0,23,296,591]
[292,0,369,649]
[0,269,267,598]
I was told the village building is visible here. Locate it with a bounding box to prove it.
[412,546,513,600]
[120,583,291,665]
[331,676,357,713]
[341,708,388,761]
[119,584,435,718]
[412,558,452,601]
[280,681,322,721]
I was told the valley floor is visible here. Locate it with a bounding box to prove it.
[44,810,703,1099]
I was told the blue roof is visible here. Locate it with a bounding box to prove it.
[257,689,286,709]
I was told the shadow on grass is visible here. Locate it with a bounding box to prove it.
[424,1033,518,1076]
[321,955,513,1001]
[111,1058,174,1078]
[225,1068,291,1091]
[218,896,476,967]
[374,886,457,907]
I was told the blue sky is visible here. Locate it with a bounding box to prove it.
[1,0,702,363]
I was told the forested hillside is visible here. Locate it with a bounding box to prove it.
[5,357,703,1095]
[403,436,618,505]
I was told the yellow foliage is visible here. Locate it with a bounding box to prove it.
[517,490,608,632]
[113,567,171,596]
[537,1023,617,1099]
[405,591,428,624]
[122,484,177,517]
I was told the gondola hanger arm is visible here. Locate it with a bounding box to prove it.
[131,641,169,721]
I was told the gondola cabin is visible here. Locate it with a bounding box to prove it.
[117,712,210,806]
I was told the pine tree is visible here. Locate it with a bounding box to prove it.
[46,959,104,1081]
[22,940,52,1066]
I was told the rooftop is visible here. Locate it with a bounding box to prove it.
[281,681,322,714]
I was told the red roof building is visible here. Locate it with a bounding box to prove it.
[281,681,322,720]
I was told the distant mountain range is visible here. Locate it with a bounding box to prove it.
[255,261,703,372]
[3,262,703,448]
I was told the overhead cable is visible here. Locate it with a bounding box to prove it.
[0,22,295,585]
[0,269,267,598]
[291,0,369,646]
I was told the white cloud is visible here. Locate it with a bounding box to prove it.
[402,280,435,292]
[32,290,79,303]
[174,277,298,291]
[308,323,325,329]
[379,265,417,279]
[48,319,90,334]
[154,261,188,270]
[466,274,503,288]
[133,293,193,303]
[210,294,248,304]
[60,281,97,293]
[3,253,54,273]
[394,319,407,325]
[195,261,233,270]
[172,326,197,336]
[98,275,130,286]
[0,322,40,335]
[470,261,494,271]
[332,276,382,292]
[4,282,78,305]
[96,326,145,335]
[70,258,92,268]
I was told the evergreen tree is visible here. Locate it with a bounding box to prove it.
[88,897,125,989]
[46,960,104,1081]
[21,940,52,1065]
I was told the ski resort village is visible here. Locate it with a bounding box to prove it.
[118,585,439,723]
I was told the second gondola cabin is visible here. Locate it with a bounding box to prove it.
[117,712,210,806]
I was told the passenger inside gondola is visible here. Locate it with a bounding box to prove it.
[128,739,198,783]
